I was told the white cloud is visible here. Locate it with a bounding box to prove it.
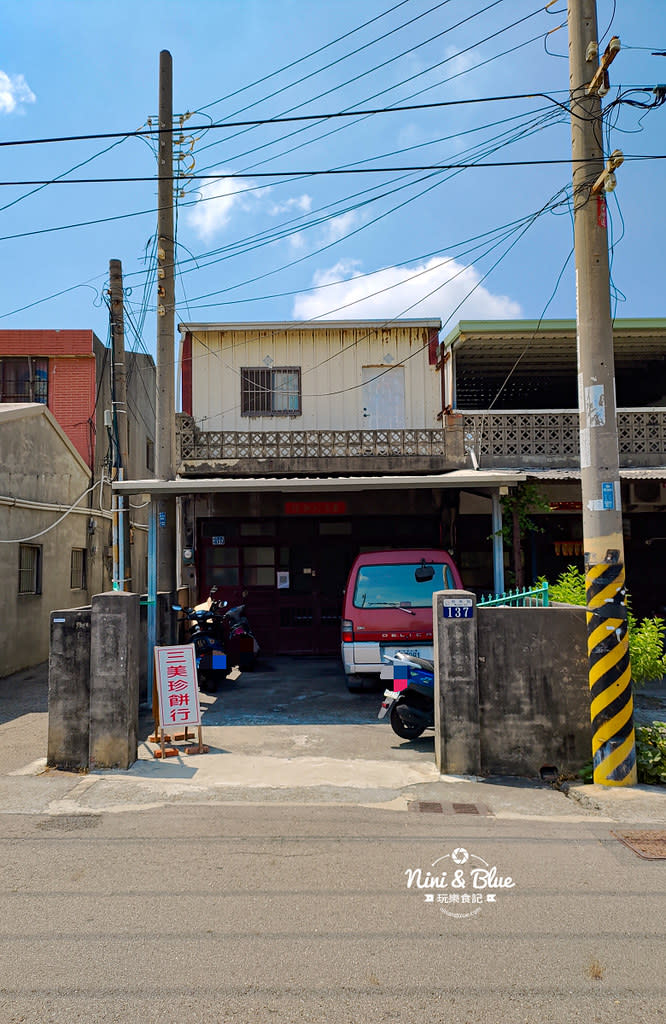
[187,180,315,241]
[0,71,36,114]
[288,232,307,251]
[267,194,312,216]
[323,211,362,244]
[292,257,521,323]
[186,176,267,240]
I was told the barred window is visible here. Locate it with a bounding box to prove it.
[1,357,48,404]
[241,367,301,416]
[18,544,42,595]
[70,548,87,590]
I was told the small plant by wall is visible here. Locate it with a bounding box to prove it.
[543,565,666,686]
[635,722,666,785]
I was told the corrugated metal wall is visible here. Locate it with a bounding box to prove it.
[189,325,441,431]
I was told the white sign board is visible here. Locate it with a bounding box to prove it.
[154,644,202,728]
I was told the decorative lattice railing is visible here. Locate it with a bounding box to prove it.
[178,424,447,460]
[461,409,666,463]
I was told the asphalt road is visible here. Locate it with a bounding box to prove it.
[1,660,665,1023]
[1,803,665,1024]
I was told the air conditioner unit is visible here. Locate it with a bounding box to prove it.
[628,480,665,508]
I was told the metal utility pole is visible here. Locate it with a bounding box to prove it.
[155,49,177,595]
[568,0,636,785]
[109,258,131,591]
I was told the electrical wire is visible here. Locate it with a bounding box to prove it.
[0,481,102,543]
[193,0,508,163]
[5,153,664,187]
[197,0,415,113]
[195,22,562,181]
[186,182,574,422]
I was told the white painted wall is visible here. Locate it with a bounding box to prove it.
[188,324,442,431]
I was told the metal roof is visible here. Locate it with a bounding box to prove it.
[441,319,666,371]
[112,469,525,497]
[179,319,442,333]
[525,468,666,481]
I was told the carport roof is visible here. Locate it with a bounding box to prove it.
[112,468,526,496]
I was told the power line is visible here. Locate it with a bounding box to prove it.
[0,92,578,149]
[193,0,509,162]
[194,21,560,177]
[197,0,416,112]
[7,154,664,188]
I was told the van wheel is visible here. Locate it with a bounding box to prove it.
[345,674,365,694]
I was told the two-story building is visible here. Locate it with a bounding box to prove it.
[441,318,666,617]
[0,329,156,597]
[0,329,156,674]
[171,320,522,655]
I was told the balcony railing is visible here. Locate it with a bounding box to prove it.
[461,408,666,467]
[175,409,666,471]
[178,419,450,461]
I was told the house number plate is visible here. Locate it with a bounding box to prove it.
[442,598,473,619]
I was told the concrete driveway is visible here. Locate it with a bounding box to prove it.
[144,654,437,767]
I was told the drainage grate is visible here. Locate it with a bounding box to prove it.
[408,801,444,814]
[612,830,666,860]
[407,801,493,816]
[452,802,480,815]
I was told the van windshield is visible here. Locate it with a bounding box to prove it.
[353,562,456,609]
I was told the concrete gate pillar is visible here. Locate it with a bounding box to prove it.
[89,591,140,770]
[47,607,91,770]
[433,589,481,775]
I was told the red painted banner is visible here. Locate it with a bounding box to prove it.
[284,500,348,516]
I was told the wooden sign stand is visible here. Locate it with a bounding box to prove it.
[151,645,209,758]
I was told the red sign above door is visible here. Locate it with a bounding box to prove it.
[284,501,348,516]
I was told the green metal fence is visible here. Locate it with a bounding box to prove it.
[478,581,549,608]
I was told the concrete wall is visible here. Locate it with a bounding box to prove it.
[477,605,590,776]
[47,607,91,770]
[47,591,141,770]
[0,405,109,676]
[434,594,591,777]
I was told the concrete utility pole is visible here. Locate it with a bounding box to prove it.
[155,49,177,594]
[568,0,636,785]
[109,258,131,591]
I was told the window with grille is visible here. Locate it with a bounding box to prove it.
[1,357,48,404]
[18,545,41,595]
[70,548,87,590]
[240,367,301,416]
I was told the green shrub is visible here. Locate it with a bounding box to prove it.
[542,565,666,686]
[635,722,666,785]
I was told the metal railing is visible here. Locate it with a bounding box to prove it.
[478,581,549,607]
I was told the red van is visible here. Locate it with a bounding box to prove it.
[340,549,463,691]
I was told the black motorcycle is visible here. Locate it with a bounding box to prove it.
[221,603,260,671]
[207,588,259,672]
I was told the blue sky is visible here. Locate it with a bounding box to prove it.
[1,0,665,363]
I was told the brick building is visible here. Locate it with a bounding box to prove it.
[0,329,156,607]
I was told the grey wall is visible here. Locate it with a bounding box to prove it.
[0,407,101,676]
[434,596,591,777]
[477,605,590,776]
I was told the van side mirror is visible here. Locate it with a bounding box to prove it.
[414,561,435,583]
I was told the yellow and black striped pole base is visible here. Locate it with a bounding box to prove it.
[586,562,637,786]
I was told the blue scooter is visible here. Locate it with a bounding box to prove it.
[379,651,435,739]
